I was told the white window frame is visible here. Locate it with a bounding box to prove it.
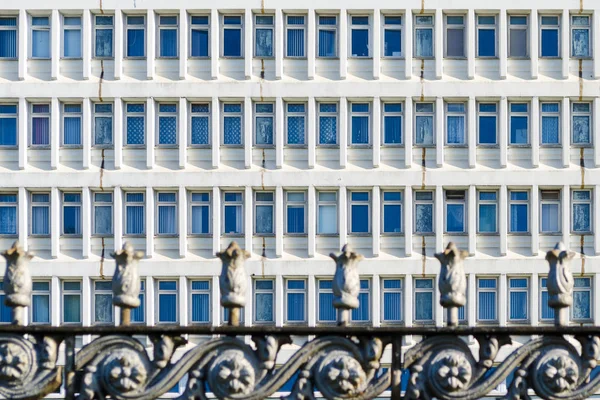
[540,190,561,234]
[317,15,338,58]
[0,193,17,237]
[571,15,592,58]
[93,102,113,147]
[155,191,177,236]
[253,279,275,324]
[156,102,178,147]
[221,102,243,146]
[349,15,370,58]
[444,14,466,58]
[61,192,81,236]
[540,101,561,146]
[254,191,275,236]
[381,190,403,234]
[61,14,82,59]
[156,280,179,324]
[61,280,82,325]
[317,278,336,324]
[414,102,435,146]
[348,190,371,234]
[222,191,244,235]
[189,102,211,147]
[571,277,593,322]
[509,102,530,146]
[317,191,338,235]
[92,191,113,236]
[413,277,435,323]
[125,15,146,58]
[189,192,211,236]
[539,15,560,58]
[284,278,307,324]
[220,14,244,58]
[189,15,210,58]
[284,14,306,58]
[508,15,529,58]
[0,16,17,60]
[157,14,178,59]
[572,102,593,146]
[124,191,145,236]
[30,103,51,147]
[413,14,434,59]
[352,279,371,323]
[382,102,403,146]
[381,278,403,323]
[317,102,338,146]
[124,102,146,147]
[30,192,50,236]
[509,190,529,233]
[477,190,498,234]
[31,280,51,325]
[539,277,553,323]
[445,102,467,146]
[414,190,434,234]
[61,103,82,147]
[285,191,307,235]
[92,280,114,325]
[254,102,275,147]
[477,102,498,145]
[254,14,274,58]
[444,190,466,233]
[572,189,593,233]
[508,277,529,322]
[189,279,211,325]
[93,14,114,59]
[285,102,307,146]
[476,277,498,323]
[0,103,17,148]
[381,14,402,58]
[30,15,50,59]
[349,102,371,146]
[476,14,497,58]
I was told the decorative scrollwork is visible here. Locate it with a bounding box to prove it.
[431,351,473,392]
[208,349,257,397]
[315,351,367,398]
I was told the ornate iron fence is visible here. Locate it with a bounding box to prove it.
[0,240,598,400]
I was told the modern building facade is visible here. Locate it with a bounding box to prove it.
[0,0,599,395]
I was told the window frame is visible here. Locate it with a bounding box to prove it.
[0,193,17,236]
[571,102,593,146]
[381,278,403,324]
[124,102,146,147]
[413,14,434,59]
[92,191,113,236]
[382,14,403,58]
[317,278,336,324]
[444,190,467,234]
[61,192,81,236]
[285,191,307,235]
[285,278,307,324]
[540,190,561,234]
[254,102,275,147]
[125,14,146,59]
[572,189,593,234]
[382,102,403,146]
[189,15,210,58]
[221,102,243,146]
[189,102,211,147]
[254,191,275,236]
[571,277,593,322]
[156,102,178,147]
[29,192,50,237]
[477,190,498,234]
[477,102,498,146]
[349,14,371,58]
[539,277,554,323]
[285,102,307,146]
[349,102,371,146]
[189,279,211,325]
[189,192,211,236]
[155,191,178,236]
[317,14,338,58]
[30,15,51,59]
[0,16,18,60]
[508,102,530,146]
[539,15,560,58]
[61,280,82,325]
[444,14,466,59]
[414,102,435,147]
[571,14,592,59]
[414,190,434,234]
[413,277,435,324]
[445,102,467,146]
[285,15,306,58]
[476,277,498,323]
[381,191,403,235]
[156,279,179,324]
[317,102,338,146]
[61,103,82,148]
[131,280,146,324]
[61,14,82,59]
[30,103,51,147]
[476,14,497,58]
[509,190,530,234]
[253,279,275,324]
[221,14,244,58]
[124,191,145,236]
[92,280,114,325]
[507,277,529,323]
[507,15,529,59]
[157,14,178,59]
[222,191,244,236]
[31,280,51,325]
[0,103,18,148]
[93,14,114,59]
[254,14,274,58]
[93,102,113,147]
[317,191,338,235]
[540,101,561,146]
[348,191,371,235]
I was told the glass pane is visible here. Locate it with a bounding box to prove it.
[64,29,82,57]
[384,29,401,56]
[191,29,209,57]
[223,28,242,57]
[351,204,369,233]
[479,204,497,233]
[415,28,433,57]
[255,28,273,57]
[159,116,177,145]
[256,205,273,234]
[383,204,401,233]
[319,116,337,144]
[287,293,305,321]
[191,116,209,145]
[447,116,465,144]
[573,203,591,232]
[446,204,464,232]
[573,291,591,319]
[0,118,17,146]
[541,116,559,144]
[478,29,495,57]
[158,205,177,234]
[415,116,434,145]
[287,116,305,144]
[446,28,464,57]
[191,205,209,234]
[63,206,81,234]
[351,116,369,144]
[319,293,336,321]
[351,29,368,57]
[127,116,144,145]
[541,29,559,57]
[287,206,305,233]
[159,294,177,322]
[32,117,50,145]
[63,117,81,145]
[255,293,273,322]
[572,29,590,57]
[383,292,402,321]
[541,203,559,232]
[126,29,145,57]
[94,205,112,234]
[573,116,590,144]
[509,29,527,57]
[31,206,49,235]
[255,117,273,145]
[32,294,50,323]
[352,292,369,321]
[94,293,113,323]
[223,117,242,144]
[224,205,242,234]
[287,28,305,57]
[509,291,528,320]
[159,29,177,57]
[510,204,528,232]
[415,204,433,233]
[191,293,210,323]
[478,292,496,320]
[32,30,50,58]
[318,205,337,234]
[384,116,402,144]
[318,29,336,57]
[479,116,497,144]
[414,292,433,321]
[0,29,17,58]
[510,116,528,144]
[63,294,81,323]
[126,206,144,234]
[94,116,113,145]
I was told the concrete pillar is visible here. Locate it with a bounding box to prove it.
[435,186,443,251]
[82,10,91,80]
[594,10,600,79]
[595,99,600,167]
[404,186,413,256]
[307,275,316,326]
[434,9,443,79]
[467,9,475,79]
[146,277,155,326]
[308,185,316,257]
[435,97,444,167]
[51,187,59,258]
[530,10,538,79]
[212,97,219,168]
[562,185,569,247]
[307,97,316,168]
[499,185,507,256]
[596,185,600,255]
[467,274,476,326]
[499,10,507,79]
[468,97,476,167]
[275,186,283,257]
[338,186,347,249]
[244,97,252,169]
[499,274,507,326]
[373,10,381,80]
[146,10,155,80]
[114,10,123,80]
[468,185,476,255]
[18,187,28,250]
[51,10,59,80]
[113,187,122,251]
[339,97,347,168]
[275,9,283,79]
[531,185,539,256]
[51,277,60,326]
[531,273,539,326]
[499,97,507,167]
[339,9,347,80]
[179,9,188,80]
[82,187,90,259]
[146,98,155,169]
[275,275,284,326]
[18,10,27,80]
[179,276,188,326]
[179,97,187,169]
[178,186,187,258]
[404,10,412,79]
[244,10,252,79]
[307,10,315,80]
[531,97,539,167]
[18,98,27,169]
[372,97,381,168]
[244,186,253,252]
[211,10,219,79]
[145,187,154,258]
[372,186,380,256]
[50,98,59,170]
[275,98,283,168]
[561,11,569,79]
[561,97,570,167]
[82,98,91,169]
[114,98,123,169]
[212,187,221,255]
[372,274,380,326]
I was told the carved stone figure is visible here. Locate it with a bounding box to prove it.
[2,241,33,326]
[329,245,363,326]
[217,242,250,326]
[319,354,367,397]
[433,351,472,392]
[111,242,143,325]
[435,242,467,327]
[546,242,575,326]
[208,349,256,397]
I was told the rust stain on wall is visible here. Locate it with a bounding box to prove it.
[99,237,106,279]
[421,148,426,189]
[580,148,585,189]
[580,235,586,276]
[578,59,583,101]
[421,236,426,277]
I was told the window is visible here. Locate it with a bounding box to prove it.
[62,193,81,235]
[255,103,274,146]
[349,191,370,234]
[31,281,50,324]
[31,16,50,59]
[540,16,559,58]
[254,279,274,323]
[478,103,497,145]
[572,102,592,145]
[445,15,465,57]
[541,102,560,145]
[318,103,337,145]
[286,103,306,145]
[93,281,113,324]
[0,104,17,146]
[190,16,209,57]
[383,15,402,57]
[131,281,145,324]
[0,194,16,236]
[0,283,10,323]
[352,280,370,322]
[350,103,370,145]
[93,192,113,235]
[509,103,529,145]
[125,103,145,146]
[62,104,82,146]
[94,15,113,58]
[445,190,466,233]
[382,191,402,234]
[446,103,466,145]
[317,15,337,57]
[414,15,434,58]
[285,279,306,323]
[509,191,529,233]
[414,278,434,323]
[157,103,177,145]
[508,16,528,58]
[255,15,273,57]
[571,15,591,58]
[540,190,561,234]
[382,279,402,322]
[286,192,306,234]
[572,190,592,233]
[572,277,592,321]
[508,278,528,321]
[125,192,145,235]
[190,103,210,145]
[317,279,336,323]
[31,104,50,146]
[0,16,17,59]
[190,280,210,324]
[30,193,50,236]
[190,192,210,235]
[478,191,498,233]
[63,16,82,58]
[157,280,178,324]
[126,15,145,57]
[383,103,402,145]
[350,16,369,57]
[222,103,243,145]
[223,192,243,235]
[222,15,242,57]
[158,15,177,58]
[414,191,434,234]
[93,103,113,146]
[62,281,81,324]
[157,192,177,235]
[477,15,496,57]
[477,278,497,322]
[415,102,434,146]
[539,277,554,322]
[286,15,305,57]
[317,191,337,234]
[255,192,274,235]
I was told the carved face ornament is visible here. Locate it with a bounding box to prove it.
[108,353,147,392]
[0,343,28,382]
[324,355,367,396]
[215,354,255,395]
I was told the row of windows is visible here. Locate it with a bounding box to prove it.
[5,275,591,326]
[0,187,592,237]
[0,12,594,61]
[0,99,594,148]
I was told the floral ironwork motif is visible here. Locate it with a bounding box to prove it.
[541,355,579,393]
[107,350,148,392]
[322,354,367,396]
[433,351,472,391]
[208,350,257,397]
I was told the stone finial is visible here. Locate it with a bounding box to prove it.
[435,242,468,327]
[546,242,575,326]
[217,242,250,326]
[329,245,363,326]
[111,242,144,326]
[2,241,34,326]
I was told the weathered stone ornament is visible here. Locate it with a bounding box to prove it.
[546,242,575,326]
[217,241,250,326]
[435,242,468,327]
[2,241,33,326]
[111,242,144,325]
[329,245,363,326]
